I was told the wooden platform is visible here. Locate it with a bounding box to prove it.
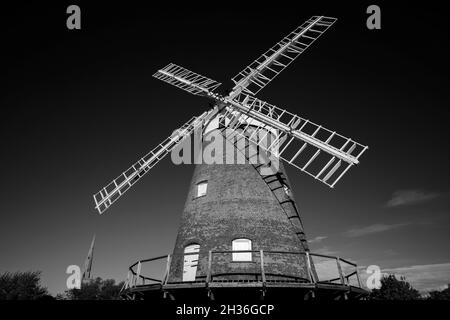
[121,280,368,301]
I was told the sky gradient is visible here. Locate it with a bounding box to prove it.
[1,2,449,295]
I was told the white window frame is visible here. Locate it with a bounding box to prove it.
[183,244,200,282]
[196,181,207,198]
[232,238,252,262]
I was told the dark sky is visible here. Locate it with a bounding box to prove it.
[1,2,449,294]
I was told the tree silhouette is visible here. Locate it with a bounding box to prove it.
[0,271,50,300]
[369,274,421,300]
[428,285,450,300]
[59,277,124,300]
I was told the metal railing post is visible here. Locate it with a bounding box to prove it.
[260,250,266,284]
[206,250,212,284]
[120,251,364,296]
[136,261,142,286]
[163,254,171,285]
[306,251,315,283]
[356,265,362,288]
[336,257,345,285]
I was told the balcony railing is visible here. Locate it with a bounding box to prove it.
[121,250,363,292]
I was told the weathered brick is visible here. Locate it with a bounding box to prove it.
[169,131,310,283]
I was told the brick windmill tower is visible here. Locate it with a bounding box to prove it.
[94,16,369,300]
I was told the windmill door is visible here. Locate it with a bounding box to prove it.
[183,244,200,281]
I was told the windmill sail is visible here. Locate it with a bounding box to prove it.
[94,16,368,214]
[152,63,368,187]
[82,234,96,282]
[221,93,368,187]
[93,108,219,214]
[153,63,221,96]
[230,16,337,96]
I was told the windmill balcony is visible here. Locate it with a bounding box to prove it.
[120,250,368,301]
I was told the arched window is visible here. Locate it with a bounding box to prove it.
[196,181,208,198]
[232,238,252,261]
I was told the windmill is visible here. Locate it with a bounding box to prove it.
[94,16,369,301]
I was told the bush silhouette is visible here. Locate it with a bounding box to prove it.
[369,274,421,300]
[428,285,450,300]
[0,271,49,300]
[60,277,124,300]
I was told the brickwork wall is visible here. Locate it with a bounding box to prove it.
[168,131,310,282]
